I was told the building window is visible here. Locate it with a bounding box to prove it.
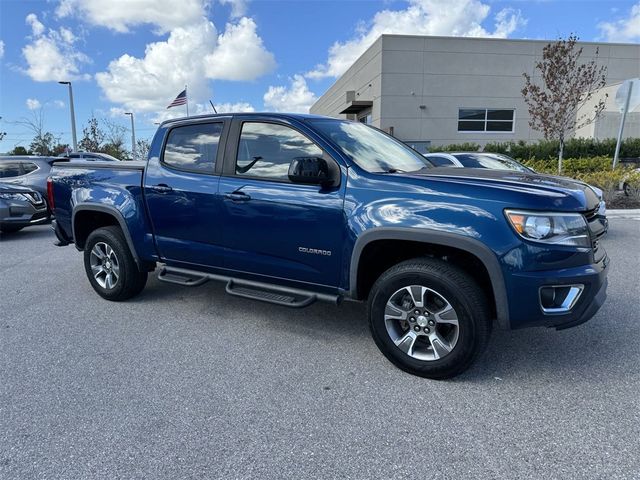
[358,109,372,125]
[458,109,514,133]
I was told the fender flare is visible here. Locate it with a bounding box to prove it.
[72,203,142,269]
[349,227,510,329]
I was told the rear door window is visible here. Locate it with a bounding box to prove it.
[21,162,39,174]
[163,123,223,174]
[0,162,23,178]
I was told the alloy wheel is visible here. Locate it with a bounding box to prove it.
[384,285,460,361]
[89,242,120,290]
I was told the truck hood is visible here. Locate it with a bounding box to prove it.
[404,167,601,212]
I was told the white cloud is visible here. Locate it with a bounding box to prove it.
[96,18,275,113]
[263,75,318,113]
[598,2,640,42]
[307,0,525,78]
[22,14,90,82]
[56,0,206,34]
[219,0,248,18]
[52,100,65,108]
[26,98,41,110]
[204,18,275,81]
[109,107,127,117]
[0,40,4,59]
[26,13,45,36]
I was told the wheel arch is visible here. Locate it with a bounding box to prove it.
[72,204,142,269]
[349,227,510,329]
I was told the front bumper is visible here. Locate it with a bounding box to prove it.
[506,251,609,330]
[0,201,49,228]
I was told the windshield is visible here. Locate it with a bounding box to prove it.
[309,119,428,173]
[451,153,532,172]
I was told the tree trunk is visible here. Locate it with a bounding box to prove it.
[558,137,564,175]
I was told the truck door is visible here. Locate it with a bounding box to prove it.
[144,119,228,267]
[218,119,346,289]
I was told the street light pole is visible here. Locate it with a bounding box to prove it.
[125,112,136,160]
[58,81,77,151]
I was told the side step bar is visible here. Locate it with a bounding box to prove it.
[157,265,341,308]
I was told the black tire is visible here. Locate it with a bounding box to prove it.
[83,226,147,301]
[0,225,25,233]
[367,258,491,379]
[623,182,631,197]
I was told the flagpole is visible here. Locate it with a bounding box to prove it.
[185,84,189,117]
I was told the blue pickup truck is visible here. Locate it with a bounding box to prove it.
[49,113,609,378]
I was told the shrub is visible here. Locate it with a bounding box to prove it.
[482,138,640,161]
[573,169,627,203]
[522,156,613,175]
[622,170,640,199]
[436,142,482,152]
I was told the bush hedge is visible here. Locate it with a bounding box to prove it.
[435,137,640,161]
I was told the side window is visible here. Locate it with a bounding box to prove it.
[236,122,323,180]
[163,123,223,173]
[0,162,23,178]
[21,162,39,174]
[428,156,455,167]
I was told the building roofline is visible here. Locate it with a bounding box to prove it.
[378,33,640,48]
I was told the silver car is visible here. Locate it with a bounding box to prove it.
[0,182,49,233]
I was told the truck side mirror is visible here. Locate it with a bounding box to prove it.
[288,156,340,188]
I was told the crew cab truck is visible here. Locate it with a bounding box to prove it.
[49,113,609,379]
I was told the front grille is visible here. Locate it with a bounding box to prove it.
[24,192,45,207]
[583,204,606,258]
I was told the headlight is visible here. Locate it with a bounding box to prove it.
[0,192,28,201]
[505,210,590,247]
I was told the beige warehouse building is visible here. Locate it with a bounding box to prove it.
[310,35,640,153]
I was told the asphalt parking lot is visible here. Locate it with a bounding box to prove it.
[1,219,639,479]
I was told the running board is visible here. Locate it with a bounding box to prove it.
[226,280,316,308]
[157,265,341,308]
[157,267,209,286]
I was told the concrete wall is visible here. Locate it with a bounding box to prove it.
[310,35,640,148]
[309,37,383,123]
[574,82,640,140]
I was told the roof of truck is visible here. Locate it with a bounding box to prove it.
[160,112,333,128]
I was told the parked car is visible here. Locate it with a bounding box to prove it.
[0,156,64,212]
[424,152,534,172]
[0,182,49,233]
[424,151,608,232]
[63,152,121,161]
[49,114,608,379]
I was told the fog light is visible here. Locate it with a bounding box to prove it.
[539,285,584,314]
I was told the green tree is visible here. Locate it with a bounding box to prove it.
[9,146,29,155]
[100,118,129,159]
[522,35,607,174]
[29,132,55,155]
[134,139,151,161]
[78,116,105,152]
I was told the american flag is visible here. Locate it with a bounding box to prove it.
[167,89,187,108]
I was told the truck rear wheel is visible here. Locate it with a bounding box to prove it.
[367,258,491,379]
[83,226,147,301]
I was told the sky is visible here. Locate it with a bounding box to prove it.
[0,0,639,152]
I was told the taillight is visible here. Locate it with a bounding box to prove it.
[47,177,55,211]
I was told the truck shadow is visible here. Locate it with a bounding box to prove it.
[0,225,54,242]
[132,275,632,383]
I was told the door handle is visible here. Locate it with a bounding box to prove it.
[224,191,251,202]
[152,184,173,193]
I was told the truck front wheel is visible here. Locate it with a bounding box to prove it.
[367,258,491,379]
[83,226,147,301]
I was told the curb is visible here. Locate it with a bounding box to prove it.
[606,209,640,218]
